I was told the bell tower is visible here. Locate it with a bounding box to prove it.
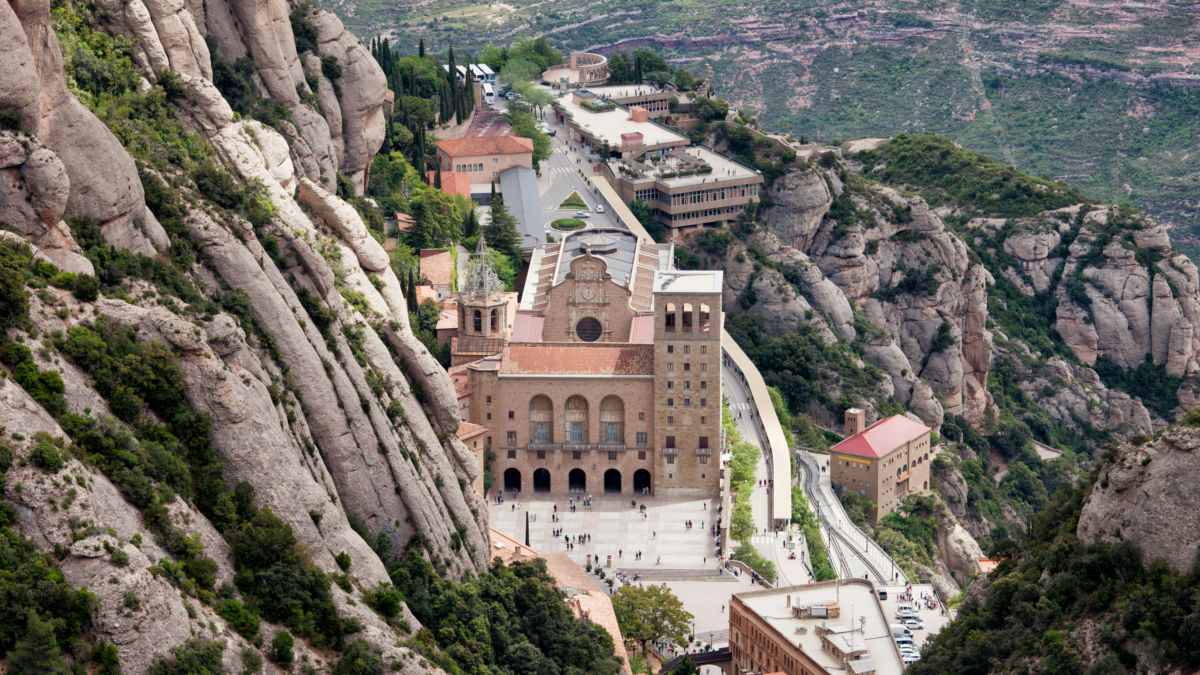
[457,235,509,339]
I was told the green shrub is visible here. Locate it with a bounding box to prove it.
[217,599,260,639]
[336,551,352,571]
[731,543,776,584]
[29,439,63,473]
[269,630,294,665]
[71,274,99,302]
[550,218,584,230]
[147,638,226,675]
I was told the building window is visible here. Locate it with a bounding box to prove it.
[576,317,603,342]
[683,362,690,371]
[700,416,706,424]
[639,412,646,421]
[508,410,515,419]
[684,398,691,407]
[667,398,674,407]
[701,346,708,355]
[638,450,646,460]
[700,381,707,389]
[537,451,546,460]
[604,422,620,443]
[608,451,618,460]
[667,456,675,465]
[637,432,647,445]
[684,345,691,354]
[665,436,676,448]
[507,450,516,459]
[699,456,709,465]
[486,396,492,404]
[700,363,707,372]
[667,363,674,371]
[700,398,707,407]
[486,412,492,420]
[684,381,691,389]
[506,431,517,445]
[573,451,581,460]
[667,416,674,425]
[699,436,709,449]
[569,422,584,443]
[667,345,674,354]
[667,381,674,390]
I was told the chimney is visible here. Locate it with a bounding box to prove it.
[629,106,649,123]
[844,408,865,437]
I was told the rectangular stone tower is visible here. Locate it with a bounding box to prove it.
[651,270,724,497]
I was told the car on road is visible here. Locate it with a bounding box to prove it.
[573,211,591,218]
[903,618,924,630]
[902,654,921,666]
[594,204,605,213]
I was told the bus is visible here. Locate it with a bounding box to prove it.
[483,83,495,105]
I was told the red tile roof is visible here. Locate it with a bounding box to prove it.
[500,344,653,376]
[416,285,439,305]
[455,422,487,441]
[435,135,534,158]
[428,170,473,199]
[419,249,454,288]
[510,312,545,342]
[831,415,930,459]
[629,314,655,343]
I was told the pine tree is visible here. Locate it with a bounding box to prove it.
[484,197,522,259]
[9,612,69,675]
[407,268,418,308]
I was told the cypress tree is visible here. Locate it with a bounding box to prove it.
[418,38,425,58]
[434,165,443,189]
[407,268,418,308]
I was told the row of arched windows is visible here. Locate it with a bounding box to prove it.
[663,303,712,332]
[529,394,624,445]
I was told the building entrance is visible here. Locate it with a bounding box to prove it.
[633,469,652,494]
[604,469,621,493]
[503,468,521,492]
[569,468,586,492]
[533,468,551,492]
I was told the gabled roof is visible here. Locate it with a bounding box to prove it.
[499,343,653,376]
[428,170,472,199]
[831,414,930,459]
[419,249,453,288]
[435,135,534,158]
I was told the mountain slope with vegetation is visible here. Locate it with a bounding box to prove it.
[326,0,1200,256]
[0,0,617,672]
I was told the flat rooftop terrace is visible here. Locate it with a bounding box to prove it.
[613,146,761,189]
[735,580,904,675]
[552,89,687,150]
[584,84,671,99]
[654,270,723,294]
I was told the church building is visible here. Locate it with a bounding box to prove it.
[456,228,724,498]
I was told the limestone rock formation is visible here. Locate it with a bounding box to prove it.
[0,131,92,273]
[1078,425,1200,575]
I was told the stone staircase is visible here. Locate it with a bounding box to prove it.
[611,568,738,582]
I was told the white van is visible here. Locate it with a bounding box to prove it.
[896,603,916,614]
[896,610,920,621]
[890,624,913,638]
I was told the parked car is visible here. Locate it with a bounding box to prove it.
[574,211,591,218]
[904,618,925,630]
[594,204,605,213]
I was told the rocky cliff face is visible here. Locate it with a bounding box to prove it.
[1078,424,1200,575]
[1,0,483,669]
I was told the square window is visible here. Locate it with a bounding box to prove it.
[638,451,646,460]
[684,363,691,371]
[573,451,581,460]
[667,398,674,407]
[700,398,707,407]
[608,451,617,460]
[486,396,492,404]
[684,398,691,407]
[700,381,707,389]
[667,345,674,354]
[507,450,516,459]
[684,345,691,354]
[684,381,691,389]
[667,457,675,465]
[667,381,674,390]
[665,435,676,448]
[639,412,646,421]
[667,416,674,425]
[699,456,709,465]
[508,410,515,419]
[486,412,492,420]
[637,432,647,445]
[537,451,546,460]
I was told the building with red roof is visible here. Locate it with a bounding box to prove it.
[457,228,726,499]
[830,409,933,523]
[428,170,473,199]
[434,135,533,186]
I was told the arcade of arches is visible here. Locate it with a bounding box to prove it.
[497,466,654,496]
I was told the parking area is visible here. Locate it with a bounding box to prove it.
[876,583,953,654]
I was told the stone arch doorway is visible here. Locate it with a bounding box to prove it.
[533,468,551,492]
[569,468,587,493]
[503,468,521,492]
[604,469,621,494]
[633,469,652,495]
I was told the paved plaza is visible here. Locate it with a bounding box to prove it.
[490,495,721,570]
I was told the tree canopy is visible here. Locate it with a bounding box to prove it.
[611,584,693,652]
